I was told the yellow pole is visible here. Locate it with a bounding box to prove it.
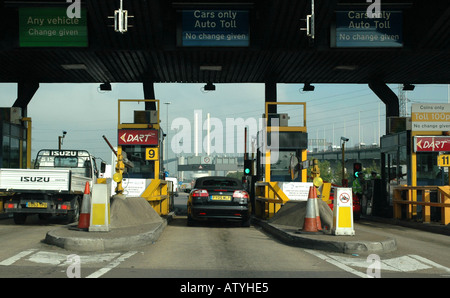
[114,146,125,194]
[265,150,271,182]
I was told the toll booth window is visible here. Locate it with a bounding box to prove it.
[417,153,442,185]
[123,146,155,178]
[271,151,296,181]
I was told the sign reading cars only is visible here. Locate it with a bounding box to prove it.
[118,129,158,145]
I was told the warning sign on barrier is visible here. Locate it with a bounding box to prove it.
[332,187,355,236]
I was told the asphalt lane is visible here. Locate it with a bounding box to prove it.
[0,193,449,280]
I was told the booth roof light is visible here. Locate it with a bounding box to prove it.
[334,65,358,71]
[200,65,222,71]
[61,64,87,70]
[303,83,315,91]
[403,83,415,91]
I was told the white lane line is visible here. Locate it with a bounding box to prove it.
[85,251,137,278]
[409,255,450,274]
[0,249,38,266]
[304,249,368,278]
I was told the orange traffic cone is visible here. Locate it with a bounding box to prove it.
[300,186,321,234]
[77,182,91,230]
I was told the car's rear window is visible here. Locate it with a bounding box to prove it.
[197,179,241,188]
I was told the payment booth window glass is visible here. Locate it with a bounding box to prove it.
[123,146,155,178]
[0,122,27,169]
[417,152,446,186]
[271,150,296,181]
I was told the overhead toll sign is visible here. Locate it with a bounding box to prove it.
[411,103,450,131]
[333,10,402,48]
[118,129,158,146]
[179,10,249,47]
[19,7,88,47]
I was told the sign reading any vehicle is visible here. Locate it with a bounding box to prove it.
[118,129,158,145]
[145,148,159,160]
[211,195,231,201]
[438,155,450,167]
[19,7,88,47]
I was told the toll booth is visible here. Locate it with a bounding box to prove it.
[113,99,171,215]
[379,129,410,216]
[0,108,31,169]
[250,102,308,219]
[379,107,450,224]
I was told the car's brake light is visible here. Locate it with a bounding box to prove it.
[192,189,209,197]
[233,190,249,199]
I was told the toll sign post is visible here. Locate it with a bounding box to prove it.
[332,187,355,236]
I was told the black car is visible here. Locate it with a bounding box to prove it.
[187,176,251,226]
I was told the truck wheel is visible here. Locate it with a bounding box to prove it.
[13,213,27,225]
[66,198,80,224]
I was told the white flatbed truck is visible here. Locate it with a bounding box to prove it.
[0,149,101,224]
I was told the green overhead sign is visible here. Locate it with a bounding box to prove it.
[19,7,88,47]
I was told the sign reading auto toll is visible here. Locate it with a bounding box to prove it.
[118,129,158,145]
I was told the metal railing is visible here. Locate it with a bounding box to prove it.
[141,179,170,215]
[254,182,289,219]
[393,186,450,225]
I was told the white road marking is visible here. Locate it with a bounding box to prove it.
[0,250,136,278]
[25,251,121,266]
[305,249,450,277]
[86,251,138,278]
[409,255,450,273]
[304,249,368,278]
[0,249,37,266]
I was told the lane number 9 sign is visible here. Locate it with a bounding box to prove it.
[145,148,159,160]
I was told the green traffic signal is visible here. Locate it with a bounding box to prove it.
[244,159,252,175]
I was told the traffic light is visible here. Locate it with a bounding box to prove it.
[353,162,362,178]
[244,159,253,176]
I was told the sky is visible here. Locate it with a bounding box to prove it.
[1,82,449,174]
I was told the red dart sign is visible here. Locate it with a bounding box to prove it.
[414,136,450,152]
[118,129,158,145]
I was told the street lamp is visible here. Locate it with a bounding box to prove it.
[58,131,67,150]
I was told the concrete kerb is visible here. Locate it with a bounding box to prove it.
[252,218,397,255]
[45,216,171,252]
[44,195,174,252]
